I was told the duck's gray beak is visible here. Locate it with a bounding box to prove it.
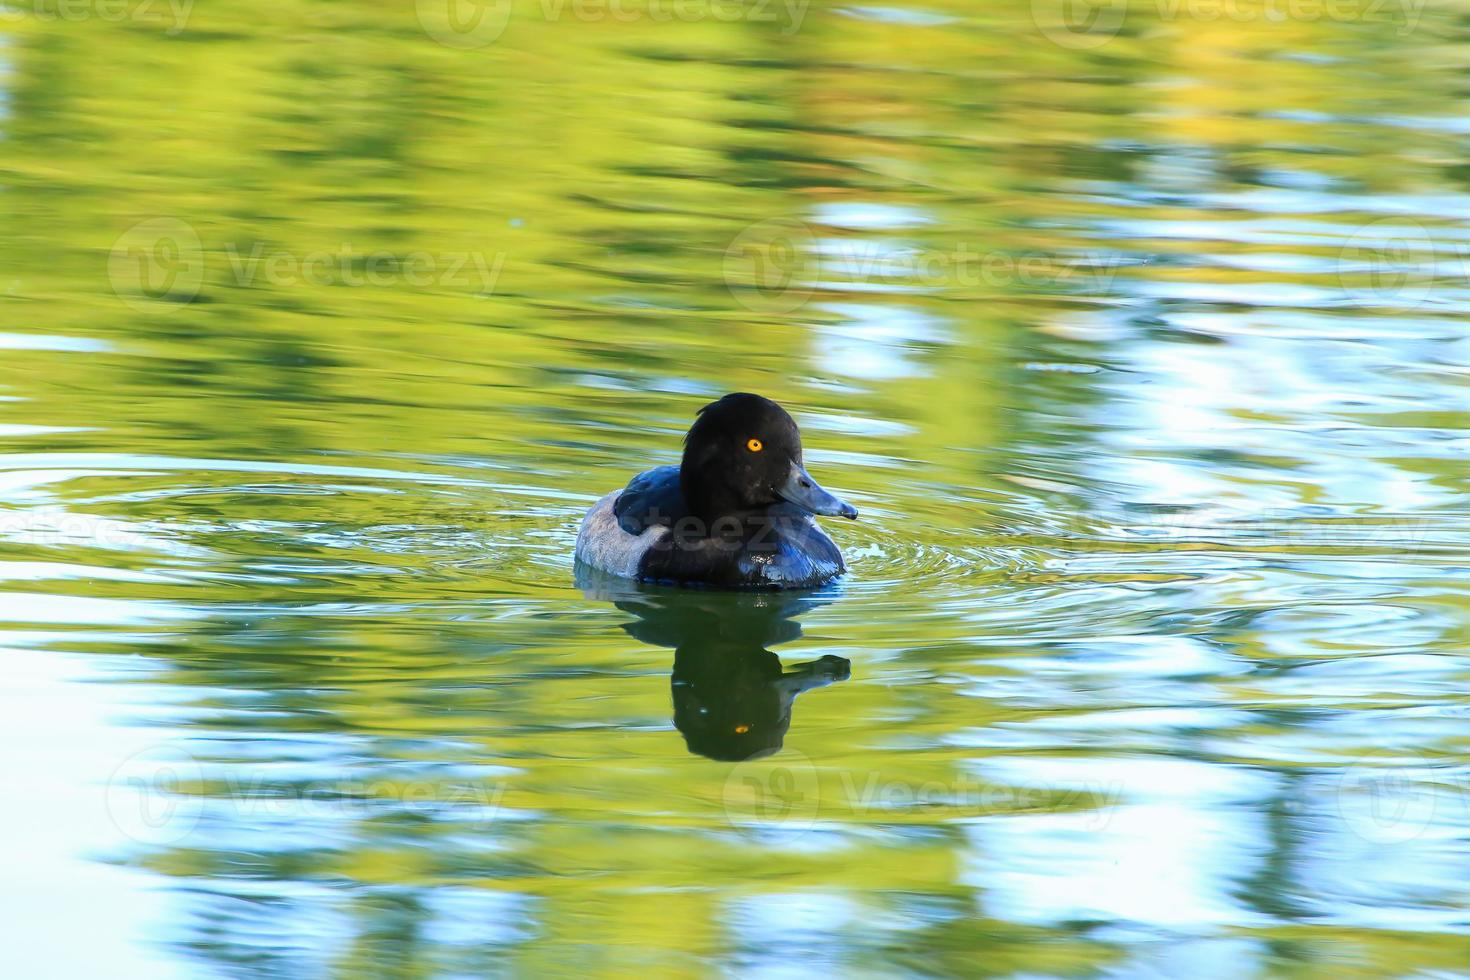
[778,463,858,519]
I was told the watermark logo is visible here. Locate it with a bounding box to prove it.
[104,743,513,845]
[723,217,1126,314]
[1337,217,1438,309]
[1032,0,1427,49]
[723,217,820,314]
[1118,509,1430,555]
[721,758,1126,836]
[0,0,193,33]
[220,242,507,291]
[104,744,207,846]
[108,217,206,313]
[1031,0,1128,48]
[106,217,507,310]
[415,0,809,47]
[721,749,822,833]
[1336,749,1438,844]
[415,0,514,48]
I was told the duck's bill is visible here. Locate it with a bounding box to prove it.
[778,464,858,519]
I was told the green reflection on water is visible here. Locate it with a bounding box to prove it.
[2,0,1470,975]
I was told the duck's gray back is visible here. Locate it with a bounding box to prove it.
[575,488,667,578]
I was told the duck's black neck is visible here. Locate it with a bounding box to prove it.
[678,453,738,526]
[679,468,753,529]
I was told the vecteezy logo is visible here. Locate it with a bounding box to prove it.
[104,743,206,846]
[415,0,514,48]
[723,217,819,315]
[720,748,821,834]
[107,217,205,312]
[1336,749,1437,845]
[1031,0,1127,49]
[1338,217,1437,309]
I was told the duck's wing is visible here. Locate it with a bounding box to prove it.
[613,465,685,534]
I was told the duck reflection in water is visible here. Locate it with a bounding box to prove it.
[578,568,850,761]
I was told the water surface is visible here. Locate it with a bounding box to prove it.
[2,0,1470,975]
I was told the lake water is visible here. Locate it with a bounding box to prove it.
[3,0,1470,975]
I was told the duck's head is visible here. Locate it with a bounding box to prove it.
[679,392,858,523]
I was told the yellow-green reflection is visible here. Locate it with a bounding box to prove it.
[2,0,1470,975]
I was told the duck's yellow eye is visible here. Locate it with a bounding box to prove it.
[746,438,763,452]
[734,724,751,734]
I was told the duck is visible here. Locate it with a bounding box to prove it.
[575,393,858,589]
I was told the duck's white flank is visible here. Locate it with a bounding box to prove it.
[574,490,667,578]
